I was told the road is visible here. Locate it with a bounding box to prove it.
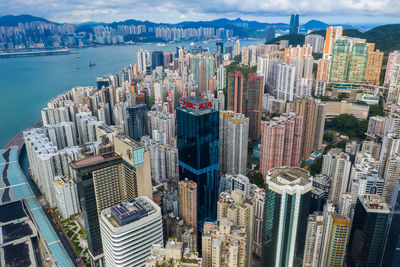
[42,206,83,267]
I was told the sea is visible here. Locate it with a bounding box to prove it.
[0,39,263,148]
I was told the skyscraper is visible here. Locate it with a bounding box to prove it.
[216,42,223,54]
[151,51,164,70]
[100,197,163,267]
[364,49,384,85]
[289,14,299,34]
[266,26,276,42]
[292,97,326,159]
[319,203,350,267]
[329,38,370,83]
[178,179,198,231]
[219,111,249,175]
[305,34,324,54]
[384,50,400,86]
[323,26,343,59]
[261,167,312,266]
[259,113,303,179]
[126,104,148,141]
[177,97,220,231]
[227,71,263,140]
[71,153,127,266]
[217,190,254,266]
[322,149,352,206]
[347,194,391,266]
[276,63,296,102]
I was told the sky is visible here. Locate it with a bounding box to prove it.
[0,0,400,25]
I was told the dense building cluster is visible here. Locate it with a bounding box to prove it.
[17,20,400,267]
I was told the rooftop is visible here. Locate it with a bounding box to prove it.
[359,194,390,213]
[268,167,312,188]
[70,152,120,169]
[103,197,156,227]
[115,134,141,149]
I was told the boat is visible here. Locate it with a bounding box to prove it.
[190,42,195,46]
[155,43,166,47]
[89,62,96,67]
[0,48,77,58]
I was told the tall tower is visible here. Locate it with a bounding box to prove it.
[227,71,263,140]
[261,167,313,267]
[322,149,351,206]
[292,97,326,159]
[177,97,220,232]
[125,104,148,141]
[347,194,391,266]
[259,113,303,179]
[178,179,198,231]
[289,14,299,34]
[71,153,127,266]
[323,26,343,59]
[219,111,249,175]
[100,197,163,267]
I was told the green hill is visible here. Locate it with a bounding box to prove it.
[267,24,400,53]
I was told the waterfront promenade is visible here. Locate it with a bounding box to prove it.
[0,147,75,267]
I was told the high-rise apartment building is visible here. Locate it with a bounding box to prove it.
[329,38,370,83]
[177,97,219,231]
[253,188,265,258]
[259,113,303,179]
[364,49,383,85]
[217,190,254,266]
[276,63,296,101]
[219,111,249,175]
[261,167,313,267]
[318,203,350,267]
[126,104,148,141]
[178,179,198,231]
[292,97,326,158]
[100,197,163,267]
[316,58,330,81]
[384,50,400,86]
[202,219,248,267]
[227,71,263,140]
[305,34,324,54]
[303,212,325,267]
[323,26,343,59]
[289,14,299,34]
[53,176,80,219]
[347,194,391,266]
[322,149,352,206]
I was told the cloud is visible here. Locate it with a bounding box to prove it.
[0,0,399,23]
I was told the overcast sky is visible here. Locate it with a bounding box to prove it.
[1,0,399,25]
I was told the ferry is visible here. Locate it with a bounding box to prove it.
[155,43,166,47]
[0,48,78,58]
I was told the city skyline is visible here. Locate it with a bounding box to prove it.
[1,0,400,25]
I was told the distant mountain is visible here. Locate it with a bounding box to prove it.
[0,15,53,26]
[302,20,329,31]
[267,24,400,53]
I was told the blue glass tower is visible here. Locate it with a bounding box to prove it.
[177,97,219,231]
[125,104,148,141]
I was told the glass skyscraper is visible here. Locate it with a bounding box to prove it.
[177,97,219,231]
[289,14,299,34]
[261,167,312,267]
[125,104,148,141]
[347,194,390,266]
